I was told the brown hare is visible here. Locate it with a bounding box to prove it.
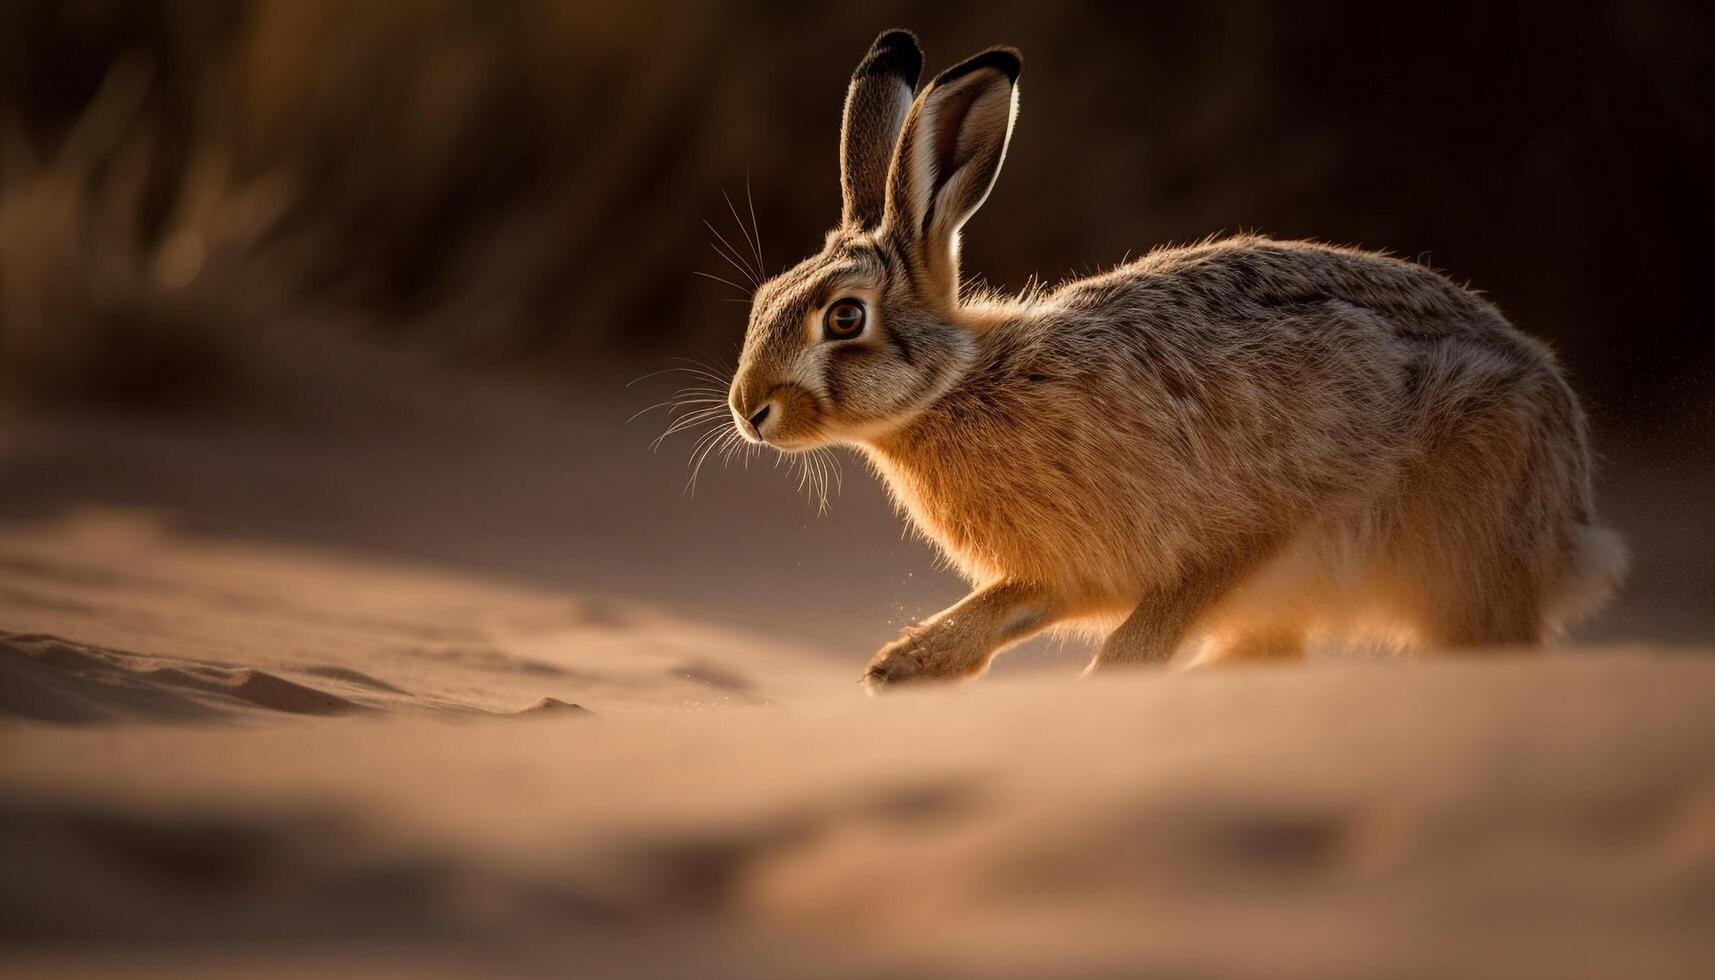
[725,30,1626,690]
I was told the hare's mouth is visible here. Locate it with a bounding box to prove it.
[735,414,827,451]
[764,435,822,453]
[757,418,832,452]
[735,383,831,450]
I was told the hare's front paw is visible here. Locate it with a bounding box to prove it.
[860,628,982,694]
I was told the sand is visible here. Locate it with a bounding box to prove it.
[3,401,1714,979]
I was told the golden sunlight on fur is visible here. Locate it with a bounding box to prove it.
[727,30,1627,690]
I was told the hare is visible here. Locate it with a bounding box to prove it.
[725,30,1627,689]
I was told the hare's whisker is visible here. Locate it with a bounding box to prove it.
[669,356,735,381]
[651,421,704,453]
[663,407,728,428]
[669,383,727,397]
[627,365,719,388]
[632,394,724,425]
[657,412,727,443]
[706,220,758,283]
[628,363,734,389]
[718,432,746,466]
[704,220,760,286]
[706,238,759,289]
[724,188,764,284]
[745,170,765,276]
[663,413,728,435]
[668,397,727,412]
[806,450,828,514]
[627,398,693,423]
[683,423,727,463]
[693,269,752,296]
[685,423,736,496]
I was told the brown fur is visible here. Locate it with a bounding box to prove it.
[726,30,1627,689]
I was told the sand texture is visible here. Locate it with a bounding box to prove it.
[2,411,1713,980]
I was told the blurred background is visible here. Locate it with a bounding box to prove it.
[2,0,1712,661]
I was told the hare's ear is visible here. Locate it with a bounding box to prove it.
[885,47,1020,308]
[841,30,923,229]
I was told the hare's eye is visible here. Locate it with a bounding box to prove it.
[823,299,867,340]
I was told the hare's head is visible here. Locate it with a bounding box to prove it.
[729,30,1020,450]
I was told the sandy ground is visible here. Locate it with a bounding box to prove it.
[3,385,1714,978]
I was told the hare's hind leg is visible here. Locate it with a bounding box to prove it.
[1407,563,1545,648]
[1087,562,1258,672]
[1383,439,1559,650]
[1373,487,1548,650]
[1086,594,1195,670]
[1195,625,1307,667]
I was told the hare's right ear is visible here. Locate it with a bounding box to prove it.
[841,30,923,229]
[883,47,1021,311]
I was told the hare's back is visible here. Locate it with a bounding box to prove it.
[1055,235,1563,420]
[1085,236,1504,340]
[1019,235,1580,508]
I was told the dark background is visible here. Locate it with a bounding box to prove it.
[3,0,1711,430]
[1,0,1711,653]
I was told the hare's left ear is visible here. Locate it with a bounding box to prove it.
[841,30,923,229]
[885,47,1020,309]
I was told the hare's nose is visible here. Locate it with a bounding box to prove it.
[747,403,772,435]
[730,381,777,443]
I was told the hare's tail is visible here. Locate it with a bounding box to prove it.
[1545,524,1629,632]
